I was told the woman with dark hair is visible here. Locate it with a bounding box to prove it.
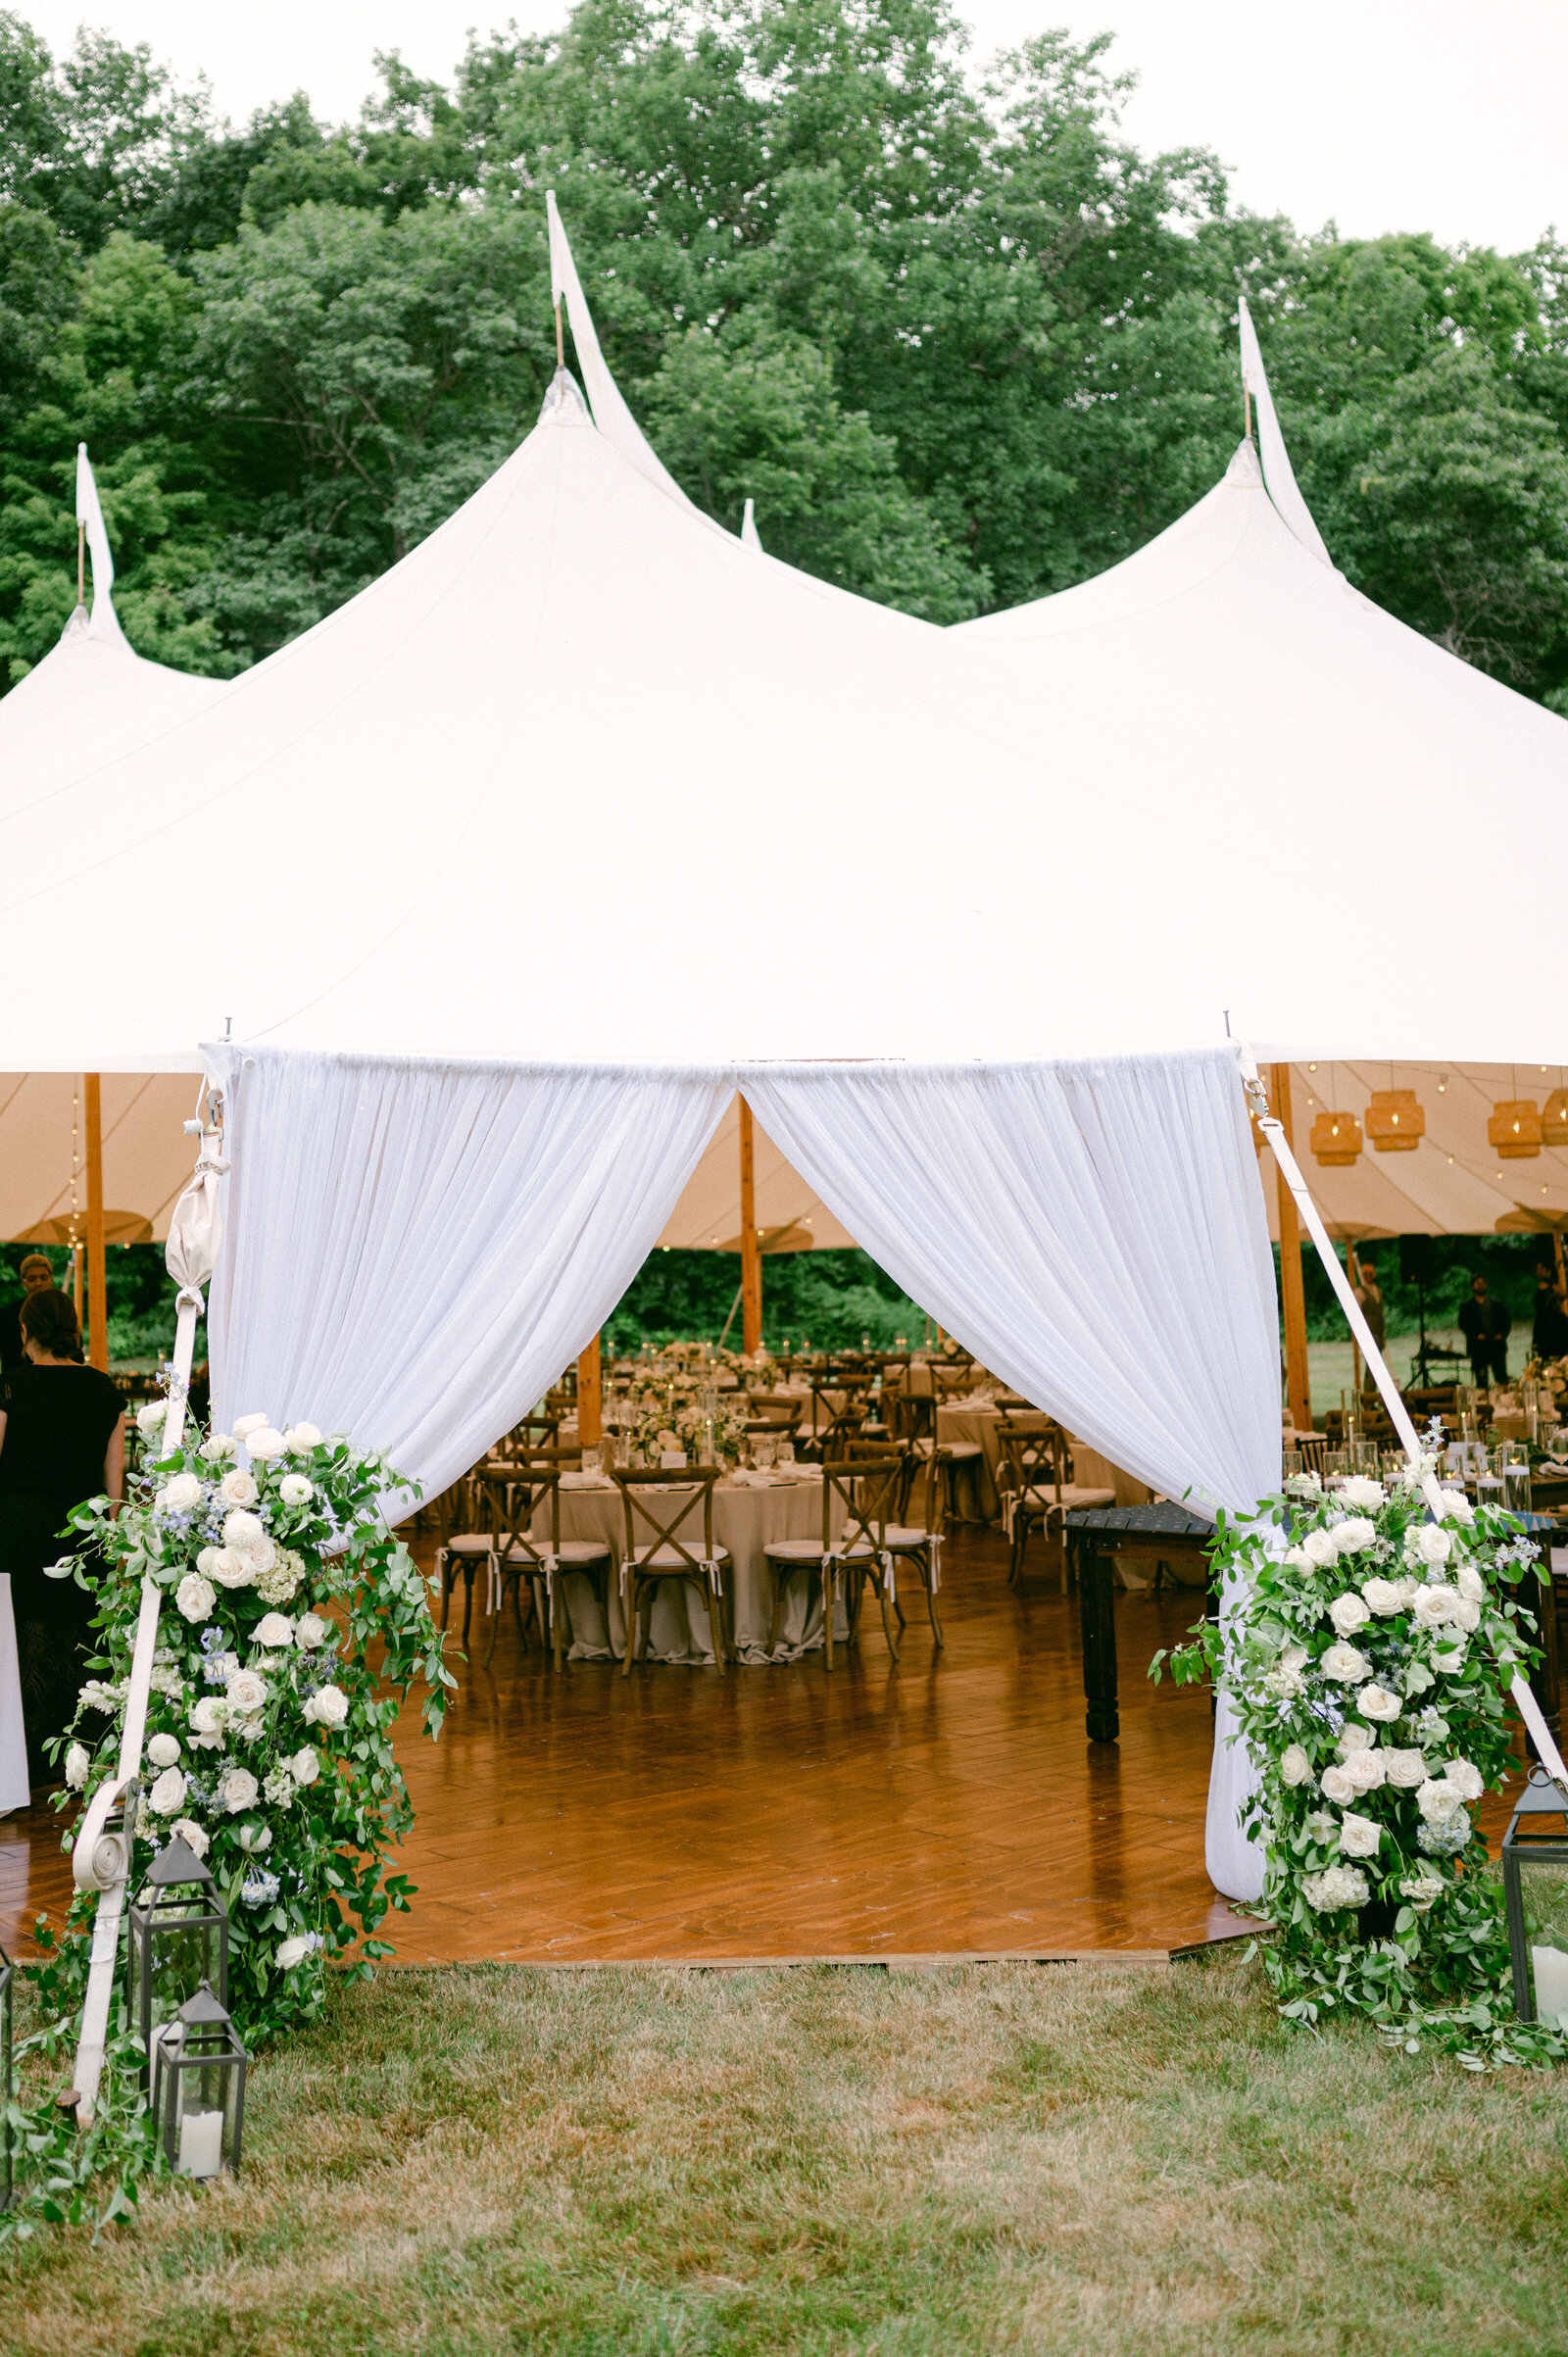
[0,1289,124,1790]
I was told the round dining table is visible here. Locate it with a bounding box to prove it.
[531,1469,850,1665]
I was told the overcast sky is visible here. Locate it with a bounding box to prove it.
[19,1,1568,255]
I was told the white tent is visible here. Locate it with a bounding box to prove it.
[657,1097,856,1253]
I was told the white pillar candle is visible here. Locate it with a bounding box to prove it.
[1531,1943,1568,2026]
[176,2105,225,2178]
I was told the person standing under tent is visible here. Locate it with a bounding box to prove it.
[0,1253,60,1376]
[1458,1273,1510,1389]
[1532,1264,1568,1361]
[1352,1258,1386,1384]
[0,1289,123,1791]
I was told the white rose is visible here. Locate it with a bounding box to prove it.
[189,1694,227,1736]
[1320,1763,1357,1805]
[295,1614,328,1650]
[1413,1586,1460,1628]
[209,1547,256,1591]
[276,1935,311,1970]
[254,1612,294,1647]
[1383,1748,1428,1788]
[1301,1527,1339,1568]
[169,1817,209,1859]
[1453,1596,1482,1632]
[163,1471,203,1512]
[1361,1578,1405,1616]
[232,1413,271,1439]
[289,1744,320,1786]
[175,1572,216,1624]
[200,1432,236,1463]
[220,1468,260,1507]
[149,1765,187,1815]
[1333,1516,1379,1556]
[1417,1777,1465,1826]
[1279,1743,1312,1787]
[1322,1643,1371,1683]
[304,1684,349,1729]
[1338,1477,1386,1511]
[1413,1524,1452,1567]
[1343,1748,1386,1792]
[1444,1758,1485,1801]
[1338,1811,1382,1858]
[65,1741,90,1789]
[220,1766,259,1813]
[1329,1592,1371,1637]
[225,1668,269,1716]
[1280,1642,1308,1674]
[1283,1546,1315,1572]
[278,1474,313,1507]
[1432,1639,1470,1676]
[135,1400,168,1436]
[245,1426,287,1461]
[285,1423,321,1453]
[1440,1489,1475,1526]
[222,1509,265,1549]
[146,1732,181,1769]
[1454,1563,1485,1603]
[1338,1721,1375,1755]
[1357,1684,1403,1724]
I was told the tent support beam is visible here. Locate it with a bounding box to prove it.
[1246,1056,1568,1793]
[739,1097,761,1355]
[85,1072,107,1370]
[1270,1063,1311,1432]
[577,1333,602,1448]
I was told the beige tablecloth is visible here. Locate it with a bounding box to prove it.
[532,1473,849,1665]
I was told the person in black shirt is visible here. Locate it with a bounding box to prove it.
[0,1253,61,1377]
[0,1288,123,1788]
[1457,1274,1510,1388]
[1532,1265,1568,1361]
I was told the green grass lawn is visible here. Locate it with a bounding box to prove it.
[2,1951,1564,2355]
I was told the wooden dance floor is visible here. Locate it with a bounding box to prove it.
[0,1532,1255,1964]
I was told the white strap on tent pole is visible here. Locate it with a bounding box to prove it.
[1241,1049,1568,1790]
[74,444,127,643]
[1237,299,1335,570]
[741,497,763,554]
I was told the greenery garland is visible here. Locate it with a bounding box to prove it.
[1153,1440,1568,2068]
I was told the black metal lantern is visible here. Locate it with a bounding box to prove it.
[1501,1768,1568,2029]
[126,1835,229,2075]
[151,1982,248,2180]
[0,1939,12,2212]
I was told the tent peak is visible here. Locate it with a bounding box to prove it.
[539,366,592,428]
[1225,438,1264,488]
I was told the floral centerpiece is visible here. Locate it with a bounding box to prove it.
[1154,1438,1566,2064]
[617,1375,748,1465]
[55,1399,451,2046]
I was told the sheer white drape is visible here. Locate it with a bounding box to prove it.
[743,1048,1278,1907]
[205,1049,730,1509]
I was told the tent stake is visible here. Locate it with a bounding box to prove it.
[1244,1057,1568,1790]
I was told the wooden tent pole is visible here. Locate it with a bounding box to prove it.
[84,1072,107,1370]
[1344,1239,1362,1401]
[739,1096,761,1355]
[1270,1063,1311,1433]
[576,1332,602,1449]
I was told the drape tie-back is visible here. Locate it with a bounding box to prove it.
[619,1555,634,1604]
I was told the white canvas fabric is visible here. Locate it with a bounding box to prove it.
[74,443,126,641]
[656,1094,857,1252]
[203,1047,732,1505]
[1238,298,1334,569]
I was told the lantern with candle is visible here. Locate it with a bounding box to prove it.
[151,1982,248,2180]
[126,1835,229,2077]
[1309,1109,1362,1166]
[1501,1769,1568,2030]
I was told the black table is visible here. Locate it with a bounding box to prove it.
[1063,1502,1216,1743]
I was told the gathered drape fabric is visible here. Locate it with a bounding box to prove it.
[202,1042,1275,1900]
[204,1048,731,1510]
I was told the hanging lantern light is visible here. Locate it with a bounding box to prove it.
[1542,1089,1568,1147]
[1501,1769,1568,2029]
[1309,1109,1363,1166]
[126,1835,229,2080]
[151,1982,249,2180]
[0,1939,12,2213]
[1489,1101,1543,1159]
[1365,1088,1425,1153]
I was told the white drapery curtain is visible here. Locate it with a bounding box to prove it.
[205,1049,731,1508]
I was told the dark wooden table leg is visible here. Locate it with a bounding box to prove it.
[1079,1541,1119,1743]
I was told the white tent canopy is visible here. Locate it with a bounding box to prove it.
[656,1096,857,1253]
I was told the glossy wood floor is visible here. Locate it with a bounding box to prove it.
[2,1532,1270,1964]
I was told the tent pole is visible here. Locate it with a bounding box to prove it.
[577,1333,602,1449]
[555,301,564,371]
[717,1284,743,1351]
[1269,1063,1311,1433]
[1344,1238,1362,1402]
[1244,1057,1568,1792]
[84,1072,107,1370]
[739,1096,761,1354]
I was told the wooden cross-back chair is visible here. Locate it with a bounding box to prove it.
[433,1473,500,1649]
[745,1395,804,1431]
[996,1418,1114,1591]
[472,1466,614,1670]
[854,1439,948,1651]
[613,1468,729,1675]
[508,1412,561,1456]
[762,1446,907,1668]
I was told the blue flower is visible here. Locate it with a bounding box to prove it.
[241,1871,281,1909]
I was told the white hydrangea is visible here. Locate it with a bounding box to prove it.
[257,1548,306,1605]
[146,1732,181,1769]
[1302,1865,1370,1911]
[1398,1871,1446,1914]
[278,1473,313,1507]
[175,1572,216,1624]
[149,1663,185,1698]
[222,1508,265,1550]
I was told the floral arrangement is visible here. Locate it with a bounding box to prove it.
[53,1399,451,2048]
[622,1384,748,1466]
[1153,1440,1566,2065]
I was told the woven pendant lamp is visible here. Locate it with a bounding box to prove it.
[1542,1089,1568,1147]
[1488,1101,1542,1159]
[1310,1110,1363,1166]
[1366,1088,1425,1153]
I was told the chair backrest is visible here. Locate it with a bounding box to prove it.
[997,1419,1062,1503]
[746,1396,803,1429]
[822,1449,907,1553]
[817,1406,867,1457]
[509,1413,561,1453]
[475,1467,562,1560]
[930,1363,976,1407]
[613,1467,720,1571]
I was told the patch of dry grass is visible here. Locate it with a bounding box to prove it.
[1,1948,1564,2354]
